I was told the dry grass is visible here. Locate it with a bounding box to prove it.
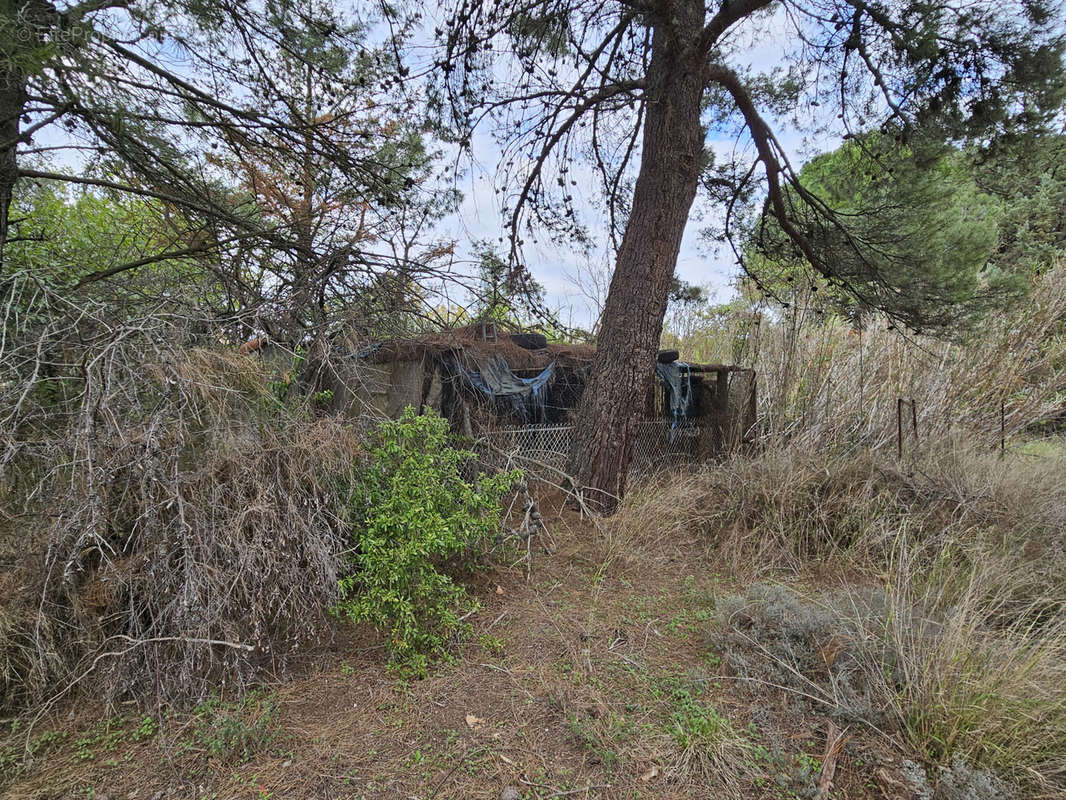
[618,442,1066,590]
[624,438,1066,796]
[667,263,1066,454]
[709,548,1066,796]
[0,501,737,799]
[663,690,754,797]
[879,542,1066,794]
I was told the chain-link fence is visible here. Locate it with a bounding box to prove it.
[479,419,705,481]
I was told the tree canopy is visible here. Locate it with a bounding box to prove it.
[974,133,1066,276]
[1,0,451,340]
[745,133,1016,330]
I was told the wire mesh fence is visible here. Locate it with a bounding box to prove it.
[478,419,704,481]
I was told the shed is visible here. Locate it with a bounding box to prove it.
[317,323,756,459]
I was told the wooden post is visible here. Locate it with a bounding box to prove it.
[716,368,730,453]
[910,398,918,441]
[897,397,903,460]
[747,370,758,448]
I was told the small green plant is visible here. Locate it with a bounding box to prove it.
[566,711,618,772]
[667,688,752,796]
[189,690,281,762]
[0,745,18,780]
[132,714,157,742]
[335,408,519,676]
[669,690,737,751]
[477,634,505,656]
[28,729,66,757]
[75,733,96,761]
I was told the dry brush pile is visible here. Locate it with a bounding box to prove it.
[0,274,366,713]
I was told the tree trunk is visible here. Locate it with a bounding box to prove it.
[0,65,26,270]
[565,5,707,514]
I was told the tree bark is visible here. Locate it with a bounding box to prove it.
[1,0,57,271]
[565,2,707,514]
[0,65,26,269]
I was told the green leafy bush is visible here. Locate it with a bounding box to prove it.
[336,408,518,675]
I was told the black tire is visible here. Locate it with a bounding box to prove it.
[657,349,680,364]
[511,333,548,350]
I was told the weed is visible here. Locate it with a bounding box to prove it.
[880,546,1066,792]
[665,686,752,798]
[477,634,505,656]
[566,711,618,771]
[28,728,66,757]
[132,714,157,742]
[75,733,95,761]
[188,689,282,763]
[0,744,16,780]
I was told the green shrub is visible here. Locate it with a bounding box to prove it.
[336,408,518,675]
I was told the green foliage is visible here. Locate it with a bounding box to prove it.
[749,133,1017,332]
[6,182,191,290]
[974,135,1066,274]
[668,688,739,752]
[508,12,569,54]
[187,690,281,762]
[335,408,518,676]
[662,682,753,793]
[668,277,707,308]
[470,241,546,326]
[132,714,158,742]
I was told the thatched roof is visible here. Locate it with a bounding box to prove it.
[361,325,597,371]
[356,323,753,375]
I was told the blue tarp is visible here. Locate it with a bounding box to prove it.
[656,361,693,441]
[461,356,555,423]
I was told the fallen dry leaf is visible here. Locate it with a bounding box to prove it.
[499,753,516,766]
[640,765,659,782]
[465,713,485,729]
[496,585,504,595]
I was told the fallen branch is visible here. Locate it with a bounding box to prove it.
[814,721,849,800]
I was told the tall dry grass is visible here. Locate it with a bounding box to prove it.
[664,263,1066,453]
[879,540,1066,793]
[619,442,1066,589]
[707,564,1066,796]
[630,268,1066,793]
[620,444,1066,794]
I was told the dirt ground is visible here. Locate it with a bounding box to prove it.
[0,488,918,800]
